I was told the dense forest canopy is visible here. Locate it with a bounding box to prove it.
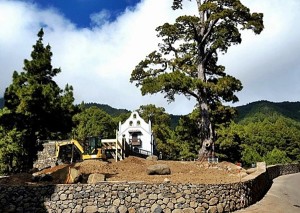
[216,101,300,166]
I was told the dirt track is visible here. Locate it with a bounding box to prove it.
[0,157,244,185]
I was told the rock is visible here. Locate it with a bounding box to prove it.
[128,207,136,213]
[113,198,121,207]
[209,197,218,206]
[60,194,67,201]
[139,193,147,200]
[182,208,195,213]
[246,168,257,174]
[147,164,171,175]
[151,204,163,213]
[195,207,206,213]
[190,201,198,208]
[118,205,128,213]
[217,203,224,213]
[202,203,209,209]
[149,194,158,200]
[256,162,266,172]
[62,209,72,213]
[87,173,106,184]
[98,208,106,212]
[208,206,217,213]
[67,167,82,184]
[164,178,171,183]
[108,206,118,213]
[118,191,126,199]
[84,206,97,213]
[146,155,158,161]
[177,197,185,204]
[164,209,172,213]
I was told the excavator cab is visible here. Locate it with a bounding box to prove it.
[82,136,106,160]
[83,136,102,155]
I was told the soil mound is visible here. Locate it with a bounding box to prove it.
[0,157,243,185]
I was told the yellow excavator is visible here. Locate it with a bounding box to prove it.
[55,136,106,163]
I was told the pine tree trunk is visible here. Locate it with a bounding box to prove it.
[195,0,215,160]
[197,61,214,160]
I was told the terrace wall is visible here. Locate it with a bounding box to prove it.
[0,163,299,213]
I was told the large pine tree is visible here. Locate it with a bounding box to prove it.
[2,29,76,170]
[130,0,263,159]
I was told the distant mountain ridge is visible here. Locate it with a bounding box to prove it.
[86,100,300,124]
[235,100,300,123]
[84,102,130,117]
[1,97,300,124]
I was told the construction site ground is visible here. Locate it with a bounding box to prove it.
[0,157,245,185]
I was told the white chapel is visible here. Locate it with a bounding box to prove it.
[117,111,155,156]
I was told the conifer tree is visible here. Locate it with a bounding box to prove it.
[130,0,263,159]
[2,29,75,170]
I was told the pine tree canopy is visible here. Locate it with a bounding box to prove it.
[1,29,76,171]
[130,0,263,159]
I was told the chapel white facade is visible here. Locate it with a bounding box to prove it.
[117,111,155,156]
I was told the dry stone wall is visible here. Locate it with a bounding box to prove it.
[0,163,299,213]
[33,142,57,170]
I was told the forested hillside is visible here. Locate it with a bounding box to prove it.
[216,101,300,166]
[84,102,130,117]
[236,100,300,122]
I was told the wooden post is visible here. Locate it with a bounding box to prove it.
[122,136,125,159]
[115,130,118,162]
[120,135,123,160]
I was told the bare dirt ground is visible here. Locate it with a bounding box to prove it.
[0,157,244,185]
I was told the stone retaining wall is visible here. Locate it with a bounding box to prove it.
[0,163,299,213]
[33,142,57,170]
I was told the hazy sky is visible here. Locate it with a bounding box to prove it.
[0,0,299,115]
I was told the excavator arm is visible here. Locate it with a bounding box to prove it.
[55,140,84,158]
[55,138,106,162]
